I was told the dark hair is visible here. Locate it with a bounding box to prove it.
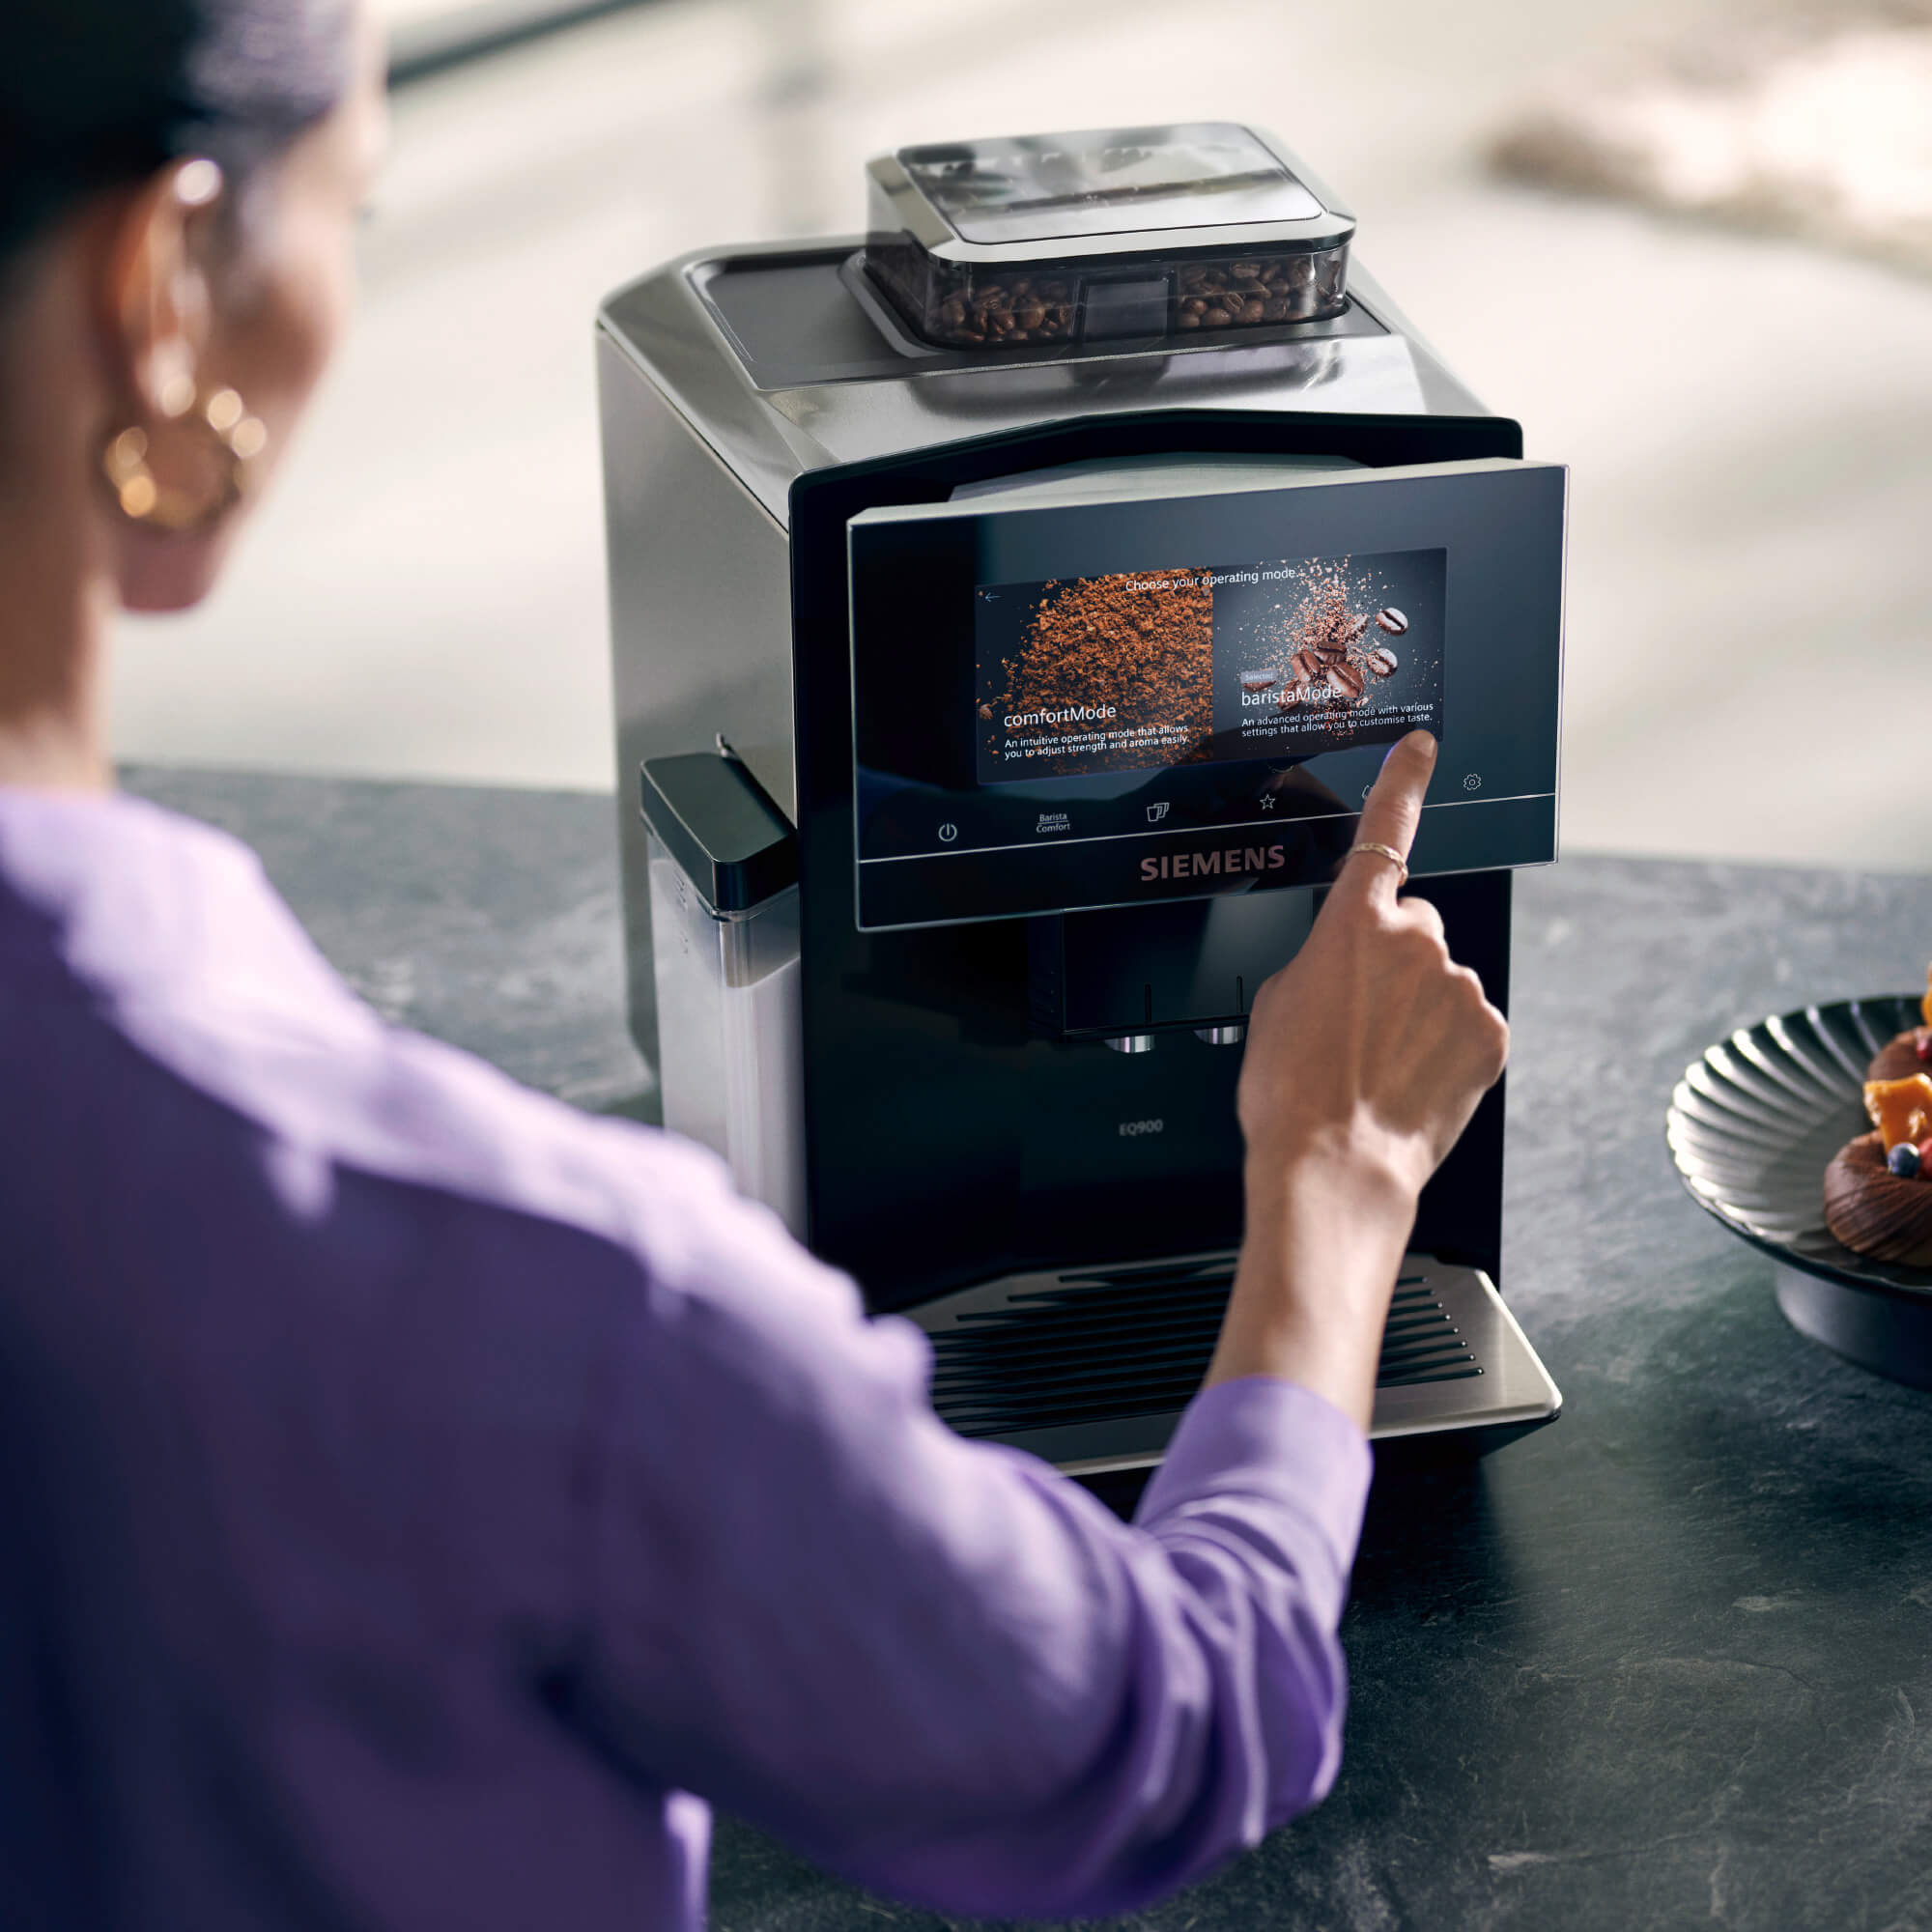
[0,0,355,270]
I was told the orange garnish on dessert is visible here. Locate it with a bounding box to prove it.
[1864,1074,1932,1150]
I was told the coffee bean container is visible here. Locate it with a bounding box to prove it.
[861,123,1356,352]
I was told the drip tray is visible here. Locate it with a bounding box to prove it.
[910,1250,1562,1474]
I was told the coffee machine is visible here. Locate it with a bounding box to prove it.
[600,125,1564,1471]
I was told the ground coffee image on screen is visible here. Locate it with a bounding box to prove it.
[1211,548,1445,761]
[975,570,1215,782]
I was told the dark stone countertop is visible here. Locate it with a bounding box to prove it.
[124,766,1932,1932]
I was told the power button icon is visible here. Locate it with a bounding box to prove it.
[937,822,958,843]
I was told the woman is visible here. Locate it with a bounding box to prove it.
[0,4,1509,1927]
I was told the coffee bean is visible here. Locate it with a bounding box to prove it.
[1289,649,1323,682]
[979,702,994,720]
[1364,646,1398,679]
[1327,662,1366,700]
[901,240,1345,350]
[1376,608,1408,635]
[1342,611,1371,644]
[1240,671,1279,692]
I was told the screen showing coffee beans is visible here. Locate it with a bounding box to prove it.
[975,547,1445,781]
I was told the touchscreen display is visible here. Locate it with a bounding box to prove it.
[974,547,1445,783]
[846,456,1565,931]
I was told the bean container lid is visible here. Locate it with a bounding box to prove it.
[639,753,797,916]
[867,123,1355,264]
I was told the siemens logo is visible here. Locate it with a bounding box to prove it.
[1141,845,1287,882]
[1118,1119,1165,1138]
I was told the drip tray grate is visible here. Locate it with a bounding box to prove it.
[928,1263,1472,1440]
[910,1249,1561,1472]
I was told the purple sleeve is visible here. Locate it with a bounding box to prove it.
[579,1139,1372,1920]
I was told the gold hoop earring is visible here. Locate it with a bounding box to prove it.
[101,386,269,535]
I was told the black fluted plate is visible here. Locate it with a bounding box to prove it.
[1666,995,1932,1383]
[1667,994,1929,1291]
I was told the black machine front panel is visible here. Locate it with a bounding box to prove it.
[791,411,1528,1314]
[849,459,1564,930]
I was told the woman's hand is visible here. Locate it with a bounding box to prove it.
[1206,732,1510,1428]
[1238,730,1510,1199]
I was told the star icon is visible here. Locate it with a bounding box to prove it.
[1259,793,1276,811]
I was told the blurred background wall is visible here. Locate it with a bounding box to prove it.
[115,0,1932,871]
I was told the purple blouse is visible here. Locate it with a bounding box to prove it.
[0,789,1371,1930]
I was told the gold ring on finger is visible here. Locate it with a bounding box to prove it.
[1350,840,1408,887]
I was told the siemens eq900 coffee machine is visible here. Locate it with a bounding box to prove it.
[600,125,1565,1470]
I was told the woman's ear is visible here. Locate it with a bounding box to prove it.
[99,159,225,423]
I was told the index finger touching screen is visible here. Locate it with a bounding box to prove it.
[1338,731,1436,904]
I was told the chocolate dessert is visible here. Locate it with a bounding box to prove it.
[1825,1133,1932,1266]
[1824,972,1932,1264]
